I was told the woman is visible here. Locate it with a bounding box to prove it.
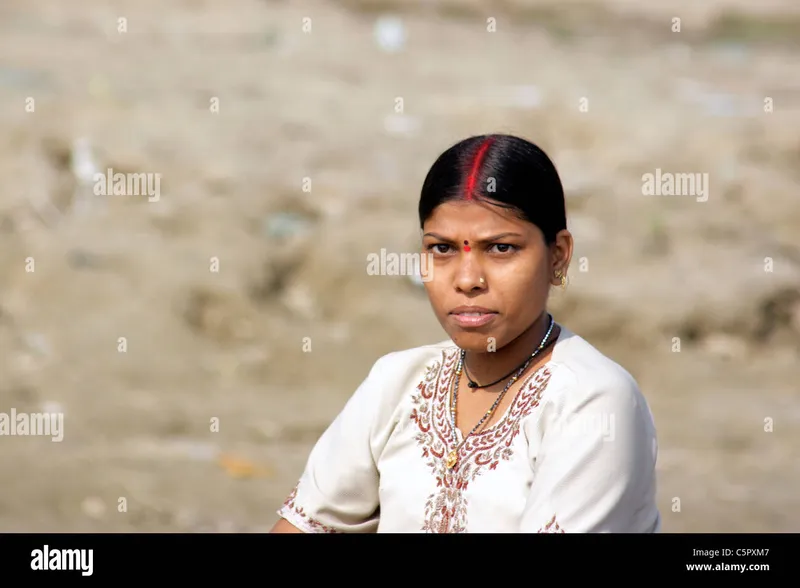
[271,134,660,533]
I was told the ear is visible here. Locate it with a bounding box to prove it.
[549,229,573,283]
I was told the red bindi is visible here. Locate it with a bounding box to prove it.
[463,240,471,252]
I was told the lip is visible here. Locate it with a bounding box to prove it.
[449,306,498,328]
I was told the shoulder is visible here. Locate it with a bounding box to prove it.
[353,339,456,439]
[369,338,456,390]
[540,326,658,476]
[546,327,652,423]
[355,338,456,410]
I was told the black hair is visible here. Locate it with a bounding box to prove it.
[418,134,567,245]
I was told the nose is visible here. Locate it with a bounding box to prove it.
[454,257,486,293]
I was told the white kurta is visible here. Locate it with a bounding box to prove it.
[277,326,661,533]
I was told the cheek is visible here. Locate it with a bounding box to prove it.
[423,280,448,315]
[494,258,549,307]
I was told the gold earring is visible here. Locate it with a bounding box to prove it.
[554,270,567,290]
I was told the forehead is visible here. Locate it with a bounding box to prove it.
[423,200,533,235]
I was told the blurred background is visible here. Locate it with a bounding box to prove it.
[0,0,798,532]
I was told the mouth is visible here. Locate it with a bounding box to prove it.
[449,307,498,328]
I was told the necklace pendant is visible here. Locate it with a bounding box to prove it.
[446,450,458,469]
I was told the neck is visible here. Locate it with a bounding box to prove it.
[463,312,557,388]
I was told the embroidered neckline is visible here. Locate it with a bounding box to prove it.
[442,346,553,439]
[411,348,554,532]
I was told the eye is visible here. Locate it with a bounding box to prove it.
[426,243,452,255]
[489,243,517,254]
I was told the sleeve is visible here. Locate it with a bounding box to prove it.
[276,357,386,533]
[520,372,660,533]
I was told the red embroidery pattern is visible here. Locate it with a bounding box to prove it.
[537,514,565,533]
[279,485,340,533]
[410,348,553,533]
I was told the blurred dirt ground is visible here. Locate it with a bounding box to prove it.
[0,0,799,532]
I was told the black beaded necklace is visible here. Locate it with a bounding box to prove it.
[462,314,556,390]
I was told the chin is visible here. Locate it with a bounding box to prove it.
[446,331,502,353]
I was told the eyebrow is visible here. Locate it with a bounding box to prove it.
[422,232,524,243]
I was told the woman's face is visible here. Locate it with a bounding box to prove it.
[421,199,571,352]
